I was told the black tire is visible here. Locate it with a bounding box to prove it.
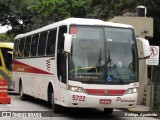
[52,92,62,113]
[104,108,113,115]
[48,88,53,105]
[19,82,27,100]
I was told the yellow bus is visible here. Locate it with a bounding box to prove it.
[0,42,13,90]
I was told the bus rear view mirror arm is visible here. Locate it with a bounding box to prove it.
[137,37,150,60]
[64,33,72,54]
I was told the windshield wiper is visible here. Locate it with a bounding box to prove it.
[106,49,123,84]
[96,48,102,66]
[86,48,102,82]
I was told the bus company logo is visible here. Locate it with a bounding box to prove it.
[116,97,135,102]
[46,59,51,71]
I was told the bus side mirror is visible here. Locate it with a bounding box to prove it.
[64,33,72,54]
[137,37,150,60]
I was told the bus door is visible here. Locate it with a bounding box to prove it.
[56,25,67,104]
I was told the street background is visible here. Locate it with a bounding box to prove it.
[0,94,159,120]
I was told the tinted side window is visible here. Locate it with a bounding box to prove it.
[24,36,31,57]
[46,29,57,56]
[18,38,25,57]
[13,39,19,58]
[1,48,12,71]
[31,34,39,57]
[38,32,48,56]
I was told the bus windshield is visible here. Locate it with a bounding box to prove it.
[68,26,138,84]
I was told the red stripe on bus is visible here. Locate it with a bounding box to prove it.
[12,60,54,75]
[85,89,104,94]
[85,89,125,95]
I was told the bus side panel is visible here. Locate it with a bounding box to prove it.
[12,57,56,101]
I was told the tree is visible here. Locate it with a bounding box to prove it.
[27,0,88,30]
[86,0,139,20]
[1,0,160,36]
[0,0,34,34]
[0,33,14,42]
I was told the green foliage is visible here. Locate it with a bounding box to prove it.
[0,33,15,42]
[0,0,33,34]
[27,0,70,29]
[0,0,160,35]
[87,0,138,20]
[153,101,160,111]
[27,0,88,29]
[27,0,139,28]
[152,89,160,111]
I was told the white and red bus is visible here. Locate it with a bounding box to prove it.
[12,18,150,114]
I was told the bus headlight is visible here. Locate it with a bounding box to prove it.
[125,88,138,94]
[67,85,85,93]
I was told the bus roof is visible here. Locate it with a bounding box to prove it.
[15,18,134,39]
[0,42,13,49]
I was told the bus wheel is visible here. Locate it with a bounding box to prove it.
[104,108,113,114]
[48,85,53,105]
[19,82,27,100]
[52,92,62,113]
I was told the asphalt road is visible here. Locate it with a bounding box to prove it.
[0,94,159,120]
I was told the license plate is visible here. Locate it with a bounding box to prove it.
[99,99,111,104]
